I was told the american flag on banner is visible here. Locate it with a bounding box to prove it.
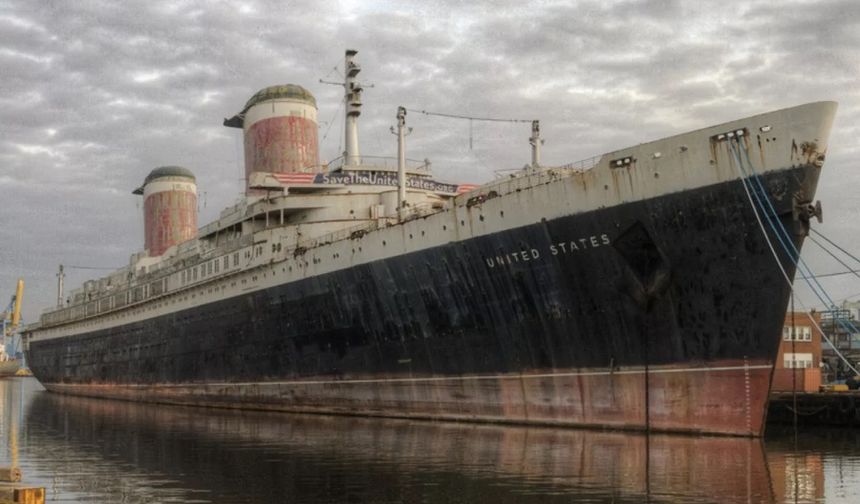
[273,172,318,185]
[456,184,479,194]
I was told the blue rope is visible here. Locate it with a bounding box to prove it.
[735,143,828,295]
[727,141,797,262]
[738,144,838,300]
[732,139,860,338]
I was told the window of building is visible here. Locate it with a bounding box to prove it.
[783,325,812,342]
[783,352,813,369]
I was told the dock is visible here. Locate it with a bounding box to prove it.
[0,467,44,504]
[768,391,860,426]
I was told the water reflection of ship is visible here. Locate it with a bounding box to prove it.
[24,388,780,504]
[766,428,831,503]
[770,453,825,503]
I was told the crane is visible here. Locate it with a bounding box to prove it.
[1,279,24,367]
[2,279,24,336]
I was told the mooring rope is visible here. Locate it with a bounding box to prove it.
[727,139,859,375]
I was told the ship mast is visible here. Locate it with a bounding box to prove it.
[56,264,64,308]
[343,49,362,166]
[395,106,412,219]
[529,120,542,168]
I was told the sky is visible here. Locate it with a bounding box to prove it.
[1,0,859,321]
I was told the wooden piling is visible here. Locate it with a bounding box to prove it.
[0,468,21,483]
[0,486,45,504]
[0,468,45,504]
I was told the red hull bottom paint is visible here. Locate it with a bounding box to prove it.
[44,359,773,436]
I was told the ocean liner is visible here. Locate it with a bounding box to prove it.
[23,50,836,436]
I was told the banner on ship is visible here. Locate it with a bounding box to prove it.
[319,171,460,194]
[274,171,476,195]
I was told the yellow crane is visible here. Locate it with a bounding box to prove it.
[1,279,25,377]
[2,279,24,337]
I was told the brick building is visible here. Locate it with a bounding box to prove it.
[771,311,823,392]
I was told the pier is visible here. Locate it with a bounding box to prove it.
[0,467,43,504]
[768,391,860,426]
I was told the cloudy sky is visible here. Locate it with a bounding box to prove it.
[1,0,859,321]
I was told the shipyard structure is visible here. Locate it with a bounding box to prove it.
[23,50,837,436]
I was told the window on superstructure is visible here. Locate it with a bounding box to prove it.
[208,262,213,275]
[193,268,198,281]
[224,256,229,270]
[215,260,220,273]
[234,253,239,266]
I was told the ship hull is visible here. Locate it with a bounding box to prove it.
[28,163,818,436]
[43,358,773,435]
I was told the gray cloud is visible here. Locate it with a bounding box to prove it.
[1,0,859,319]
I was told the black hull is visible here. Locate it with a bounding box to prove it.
[28,163,820,435]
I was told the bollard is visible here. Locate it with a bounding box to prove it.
[0,469,21,483]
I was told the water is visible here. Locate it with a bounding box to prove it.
[1,378,858,503]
